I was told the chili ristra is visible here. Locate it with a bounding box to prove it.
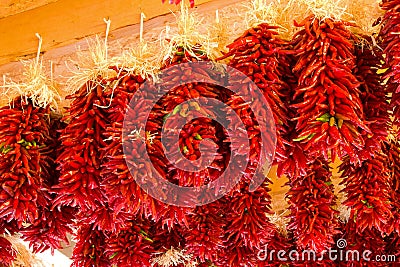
[340,152,392,234]
[219,23,292,168]
[354,38,389,160]
[287,158,339,253]
[380,0,400,136]
[53,77,115,231]
[383,140,400,235]
[216,23,291,266]
[338,219,388,266]
[290,16,368,165]
[0,98,52,227]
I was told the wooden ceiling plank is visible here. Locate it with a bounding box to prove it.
[0,0,58,19]
[0,0,213,65]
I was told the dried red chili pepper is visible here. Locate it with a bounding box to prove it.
[290,16,368,165]
[287,158,339,253]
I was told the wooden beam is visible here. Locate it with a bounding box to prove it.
[0,0,244,82]
[0,0,58,19]
[0,0,214,65]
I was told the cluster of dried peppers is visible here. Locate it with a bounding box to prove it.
[100,70,148,227]
[54,79,110,215]
[380,0,400,132]
[290,16,367,165]
[216,22,293,266]
[287,159,339,253]
[337,40,392,237]
[0,97,72,254]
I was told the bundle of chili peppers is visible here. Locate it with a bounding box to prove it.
[337,36,393,236]
[104,218,155,266]
[182,201,225,264]
[384,140,400,234]
[220,181,289,266]
[380,0,400,132]
[219,23,292,168]
[100,70,149,228]
[0,98,51,226]
[71,224,110,267]
[383,139,400,262]
[213,23,293,265]
[354,39,389,159]
[54,78,115,230]
[0,97,72,253]
[287,158,339,253]
[290,16,368,165]
[339,152,392,234]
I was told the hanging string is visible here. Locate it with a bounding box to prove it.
[140,12,146,43]
[35,33,42,67]
[103,18,111,61]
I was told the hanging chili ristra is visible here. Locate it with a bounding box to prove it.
[0,98,52,228]
[338,220,388,266]
[339,152,392,234]
[290,16,368,165]
[182,200,226,264]
[287,158,339,253]
[354,37,389,160]
[384,140,400,235]
[219,23,292,169]
[380,0,400,133]
[20,116,73,253]
[100,70,149,229]
[53,77,116,231]
[336,36,393,237]
[139,44,231,229]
